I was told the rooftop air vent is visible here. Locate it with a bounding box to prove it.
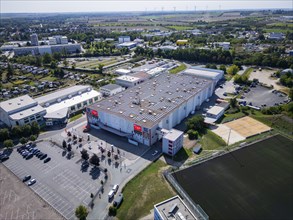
[45,103,50,107]
[17,103,21,105]
[142,120,146,123]
[119,111,123,114]
[31,109,34,111]
[148,110,152,114]
[107,107,110,110]
[130,114,134,118]
[57,98,61,102]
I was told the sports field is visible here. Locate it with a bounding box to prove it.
[172,135,293,220]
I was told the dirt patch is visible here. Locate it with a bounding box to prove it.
[225,116,271,138]
[183,135,197,149]
[0,164,63,220]
[249,68,286,91]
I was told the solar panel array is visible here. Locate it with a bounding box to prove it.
[90,73,213,127]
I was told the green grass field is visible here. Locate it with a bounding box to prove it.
[75,58,118,69]
[173,134,293,220]
[199,130,226,150]
[116,160,175,220]
[169,63,187,74]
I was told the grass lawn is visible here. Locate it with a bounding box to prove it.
[199,130,226,150]
[220,112,246,123]
[169,63,187,74]
[69,113,83,122]
[166,25,194,30]
[251,114,293,138]
[116,160,175,220]
[40,75,58,82]
[172,147,193,162]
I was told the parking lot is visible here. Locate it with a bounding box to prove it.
[0,164,63,220]
[239,85,288,108]
[2,141,104,220]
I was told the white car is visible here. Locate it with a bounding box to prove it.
[28,179,36,186]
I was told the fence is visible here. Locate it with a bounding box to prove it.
[164,170,209,220]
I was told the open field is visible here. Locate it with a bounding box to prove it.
[172,134,293,220]
[117,160,175,220]
[74,58,119,69]
[0,164,63,220]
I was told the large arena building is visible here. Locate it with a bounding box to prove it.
[86,73,214,146]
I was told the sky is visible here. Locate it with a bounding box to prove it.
[1,0,292,13]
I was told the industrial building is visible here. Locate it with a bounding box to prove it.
[0,95,46,127]
[115,68,131,75]
[86,73,213,146]
[48,36,68,45]
[100,84,124,97]
[30,33,39,46]
[176,39,188,46]
[35,85,101,126]
[0,85,101,127]
[115,75,143,88]
[117,42,137,49]
[183,67,224,90]
[118,36,131,43]
[154,195,197,220]
[14,44,81,56]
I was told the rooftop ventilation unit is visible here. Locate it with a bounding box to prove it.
[148,110,152,114]
[57,98,61,102]
[142,120,146,123]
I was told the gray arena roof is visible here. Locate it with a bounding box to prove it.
[100,84,122,91]
[89,73,213,128]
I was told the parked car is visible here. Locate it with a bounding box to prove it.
[0,154,9,162]
[44,157,51,163]
[40,154,47,160]
[25,153,33,160]
[22,175,31,182]
[28,179,36,186]
[112,184,119,193]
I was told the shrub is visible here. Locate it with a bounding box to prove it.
[108,206,117,216]
[187,130,199,140]
[19,137,28,144]
[29,135,37,141]
[4,139,13,148]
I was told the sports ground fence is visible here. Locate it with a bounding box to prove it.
[164,169,209,220]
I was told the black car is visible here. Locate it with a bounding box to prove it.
[81,161,89,169]
[37,152,43,158]
[22,175,31,182]
[0,155,9,162]
[40,154,47,160]
[44,157,51,163]
[25,153,33,160]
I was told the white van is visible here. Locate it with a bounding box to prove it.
[112,184,119,193]
[108,190,115,200]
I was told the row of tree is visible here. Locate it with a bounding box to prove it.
[0,122,40,143]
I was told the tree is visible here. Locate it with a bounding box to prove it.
[11,126,22,138]
[219,64,226,74]
[98,64,104,74]
[35,56,43,67]
[90,154,100,166]
[21,124,31,137]
[43,53,52,64]
[19,137,28,144]
[186,115,206,133]
[63,59,68,67]
[81,149,89,161]
[75,205,88,220]
[31,121,40,135]
[227,64,239,75]
[230,98,237,108]
[7,63,14,80]
[0,128,10,142]
[62,140,67,149]
[4,139,13,148]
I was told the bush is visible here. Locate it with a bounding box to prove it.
[4,139,13,148]
[19,137,28,144]
[187,130,198,140]
[109,206,117,216]
[29,135,37,141]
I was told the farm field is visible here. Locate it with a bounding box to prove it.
[172,134,293,220]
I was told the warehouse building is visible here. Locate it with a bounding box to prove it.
[183,67,224,90]
[154,195,197,220]
[35,85,101,126]
[100,84,124,97]
[115,75,143,88]
[87,73,213,146]
[0,95,46,127]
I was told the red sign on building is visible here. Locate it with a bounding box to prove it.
[91,110,98,117]
[133,124,142,132]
